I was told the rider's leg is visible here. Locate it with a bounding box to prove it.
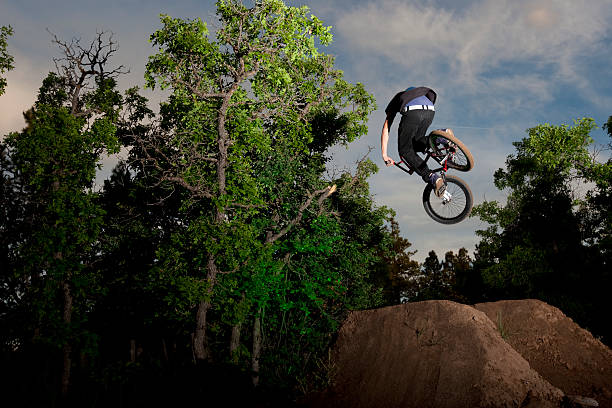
[399,112,447,197]
[420,131,447,197]
[398,109,435,183]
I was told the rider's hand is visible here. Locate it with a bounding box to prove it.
[383,155,394,166]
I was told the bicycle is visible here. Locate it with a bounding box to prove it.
[390,129,474,225]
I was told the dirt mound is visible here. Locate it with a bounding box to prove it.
[475,299,612,407]
[306,300,612,408]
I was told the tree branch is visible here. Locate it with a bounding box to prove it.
[266,184,337,244]
[48,30,128,114]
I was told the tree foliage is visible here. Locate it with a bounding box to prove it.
[8,2,611,406]
[0,25,14,95]
[0,2,405,404]
[400,248,471,303]
[0,31,142,403]
[470,117,612,342]
[133,2,383,392]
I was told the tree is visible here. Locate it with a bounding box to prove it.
[0,4,421,402]
[397,248,473,303]
[1,31,125,398]
[582,115,612,266]
[375,217,420,305]
[471,117,612,342]
[243,159,394,391]
[139,0,375,382]
[439,248,471,302]
[604,116,612,137]
[0,25,14,95]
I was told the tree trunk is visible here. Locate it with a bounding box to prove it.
[251,310,262,387]
[130,339,136,363]
[230,323,241,361]
[192,73,235,363]
[229,293,246,361]
[193,256,218,361]
[190,333,196,364]
[60,279,72,397]
[194,300,211,361]
[162,338,168,363]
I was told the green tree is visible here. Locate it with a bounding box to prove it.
[471,118,612,342]
[416,250,463,301]
[0,25,14,95]
[0,4,417,402]
[604,115,612,136]
[452,248,483,302]
[421,250,443,299]
[375,217,420,305]
[139,0,376,385]
[401,250,441,302]
[1,32,125,399]
[439,248,471,302]
[582,115,612,265]
[400,248,472,303]
[247,160,394,391]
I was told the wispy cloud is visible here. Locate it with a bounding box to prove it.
[334,0,612,111]
[2,0,609,262]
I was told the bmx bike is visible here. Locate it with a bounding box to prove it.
[391,129,474,225]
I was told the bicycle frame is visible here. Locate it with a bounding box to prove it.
[389,132,474,224]
[393,147,450,175]
[393,145,454,204]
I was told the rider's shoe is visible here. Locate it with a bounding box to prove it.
[429,173,446,197]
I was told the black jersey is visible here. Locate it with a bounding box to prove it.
[385,87,437,121]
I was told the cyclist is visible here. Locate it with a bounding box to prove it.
[381,86,448,197]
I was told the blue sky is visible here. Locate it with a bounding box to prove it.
[1,0,611,261]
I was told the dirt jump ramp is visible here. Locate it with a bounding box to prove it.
[307,300,611,408]
[474,299,612,408]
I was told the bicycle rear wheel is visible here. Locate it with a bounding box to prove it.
[429,130,474,171]
[422,175,473,224]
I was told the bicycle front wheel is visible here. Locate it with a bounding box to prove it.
[429,130,474,171]
[422,175,473,224]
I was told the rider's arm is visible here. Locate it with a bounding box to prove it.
[381,117,394,166]
[382,92,401,166]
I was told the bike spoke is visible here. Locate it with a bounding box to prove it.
[428,182,467,219]
[441,145,468,168]
[430,134,473,171]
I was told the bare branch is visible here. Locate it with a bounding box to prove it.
[127,126,217,203]
[266,184,337,244]
[317,184,337,215]
[47,29,129,114]
[163,176,213,199]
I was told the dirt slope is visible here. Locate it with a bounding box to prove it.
[306,300,612,408]
[475,299,612,407]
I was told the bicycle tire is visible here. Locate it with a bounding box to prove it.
[422,175,473,224]
[429,130,474,172]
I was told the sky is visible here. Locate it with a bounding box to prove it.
[1,0,612,261]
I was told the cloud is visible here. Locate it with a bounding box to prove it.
[0,52,40,137]
[334,0,612,109]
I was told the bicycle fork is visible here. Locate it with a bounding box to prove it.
[439,172,452,204]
